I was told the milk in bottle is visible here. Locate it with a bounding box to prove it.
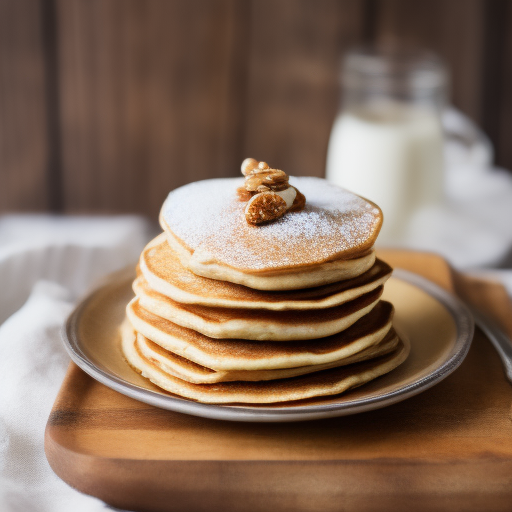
[326,48,447,244]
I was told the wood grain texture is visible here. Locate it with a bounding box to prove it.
[488,1,512,171]
[0,0,52,211]
[373,0,486,122]
[56,0,247,218]
[242,0,365,177]
[3,0,512,213]
[45,251,512,512]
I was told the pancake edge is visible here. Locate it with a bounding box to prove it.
[161,214,377,290]
[121,327,409,404]
[135,329,401,384]
[141,234,392,310]
[134,278,383,341]
[125,299,394,371]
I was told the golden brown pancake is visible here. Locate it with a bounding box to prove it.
[121,321,409,404]
[140,233,392,310]
[125,299,394,371]
[163,225,376,290]
[160,177,382,289]
[133,276,384,341]
[134,329,400,383]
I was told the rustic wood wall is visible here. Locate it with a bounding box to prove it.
[1,0,510,219]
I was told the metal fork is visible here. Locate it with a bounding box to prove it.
[470,307,512,383]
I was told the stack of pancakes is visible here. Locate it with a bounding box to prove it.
[122,177,409,404]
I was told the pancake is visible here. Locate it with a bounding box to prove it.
[121,323,409,404]
[140,233,392,310]
[164,226,376,290]
[160,176,382,290]
[126,299,394,371]
[133,276,383,341]
[134,328,400,383]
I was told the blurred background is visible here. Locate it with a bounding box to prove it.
[2,5,512,508]
[1,0,510,215]
[2,0,512,270]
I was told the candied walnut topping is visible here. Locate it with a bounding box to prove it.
[236,187,252,202]
[289,189,306,212]
[245,192,287,225]
[239,158,306,225]
[241,158,270,176]
[244,170,289,192]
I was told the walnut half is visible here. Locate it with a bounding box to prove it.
[239,158,305,225]
[244,169,289,192]
[245,191,288,225]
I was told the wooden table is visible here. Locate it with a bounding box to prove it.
[45,251,512,511]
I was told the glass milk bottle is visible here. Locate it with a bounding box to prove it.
[326,48,447,245]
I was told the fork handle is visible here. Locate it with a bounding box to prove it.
[472,308,512,383]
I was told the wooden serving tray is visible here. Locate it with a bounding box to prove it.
[45,251,512,512]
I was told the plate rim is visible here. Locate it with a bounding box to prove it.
[62,268,475,422]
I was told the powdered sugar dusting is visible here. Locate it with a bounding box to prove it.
[161,177,382,271]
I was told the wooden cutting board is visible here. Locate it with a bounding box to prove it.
[44,251,512,512]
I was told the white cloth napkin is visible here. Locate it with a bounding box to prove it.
[0,215,154,512]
